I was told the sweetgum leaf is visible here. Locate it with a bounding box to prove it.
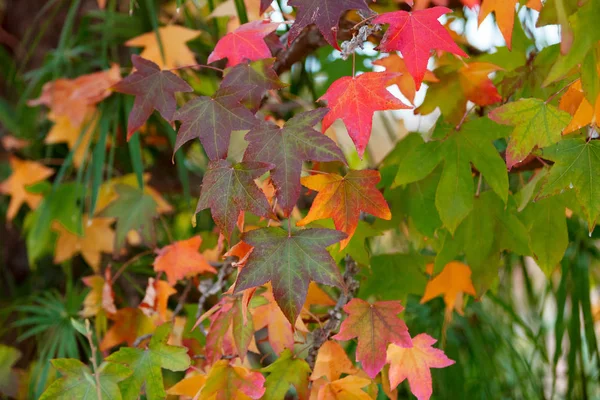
[287,0,371,50]
[262,349,311,400]
[39,359,132,400]
[374,7,468,89]
[113,55,193,138]
[234,227,346,323]
[106,323,191,400]
[196,159,276,240]
[488,98,571,169]
[173,86,259,161]
[537,138,600,231]
[319,72,411,157]
[243,108,346,216]
[394,119,511,234]
[98,184,158,253]
[333,298,412,378]
[220,58,287,112]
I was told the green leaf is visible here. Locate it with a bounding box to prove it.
[488,98,571,169]
[435,191,530,293]
[520,196,568,275]
[0,345,21,391]
[98,184,159,253]
[537,138,600,231]
[234,227,346,323]
[106,323,191,400]
[394,119,510,234]
[359,253,429,304]
[262,349,311,399]
[40,359,132,400]
[581,51,600,105]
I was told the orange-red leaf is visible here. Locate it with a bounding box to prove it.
[99,307,154,351]
[420,261,476,315]
[374,7,467,89]
[333,299,412,378]
[319,72,410,157]
[139,278,177,322]
[386,333,455,400]
[208,20,279,67]
[297,170,391,249]
[153,236,217,285]
[373,54,438,104]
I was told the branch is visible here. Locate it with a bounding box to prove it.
[195,258,236,321]
[306,255,360,368]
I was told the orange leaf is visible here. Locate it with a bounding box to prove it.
[297,170,391,249]
[153,236,217,286]
[139,278,177,322]
[28,64,120,126]
[317,375,373,400]
[420,261,476,315]
[477,0,539,50]
[99,307,154,351]
[333,299,412,378]
[373,54,438,104]
[386,333,455,400]
[559,79,600,135]
[45,111,98,168]
[52,215,114,272]
[311,341,359,382]
[0,156,54,221]
[458,62,503,106]
[125,26,201,70]
[167,373,208,398]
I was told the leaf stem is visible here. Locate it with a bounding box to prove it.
[112,250,154,281]
[85,319,103,400]
[544,78,578,104]
[169,64,224,73]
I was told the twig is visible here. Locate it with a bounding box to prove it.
[340,10,381,60]
[85,319,103,400]
[132,333,153,347]
[195,258,236,321]
[112,250,154,281]
[306,255,360,368]
[172,279,193,322]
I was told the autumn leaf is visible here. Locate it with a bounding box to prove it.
[316,375,373,400]
[235,227,346,323]
[386,333,455,400]
[488,98,571,169]
[100,308,155,351]
[559,79,600,135]
[311,340,359,382]
[287,0,371,50]
[373,7,468,89]
[39,359,132,400]
[0,156,54,221]
[52,215,115,272]
[297,170,391,249]
[45,111,98,167]
[251,288,296,354]
[478,0,541,50]
[333,298,412,378]
[28,64,121,126]
[183,360,266,399]
[113,55,193,138]
[416,62,503,124]
[220,58,287,112]
[107,323,190,400]
[243,108,346,215]
[196,160,276,240]
[125,25,201,70]
[95,173,172,215]
[262,349,311,400]
[81,269,117,318]
[153,236,217,285]
[139,278,177,322]
[537,138,600,231]
[319,72,411,157]
[173,86,259,160]
[373,54,438,104]
[208,20,279,67]
[420,261,476,315]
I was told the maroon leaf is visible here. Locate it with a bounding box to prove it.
[113,55,193,139]
[243,108,346,216]
[220,58,288,112]
[173,87,259,160]
[288,0,371,50]
[196,159,276,240]
[234,227,346,323]
[260,0,272,14]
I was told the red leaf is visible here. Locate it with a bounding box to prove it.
[374,7,468,89]
[319,72,410,157]
[113,55,193,139]
[208,20,280,67]
[386,333,455,400]
[333,299,412,378]
[287,0,371,50]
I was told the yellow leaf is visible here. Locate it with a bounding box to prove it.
[45,111,98,168]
